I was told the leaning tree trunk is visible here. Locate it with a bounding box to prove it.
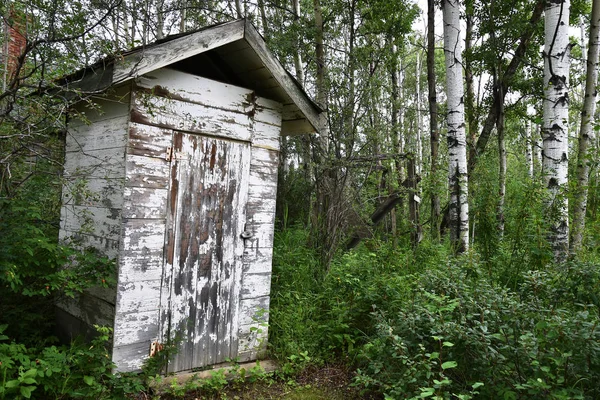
[311,0,336,265]
[542,0,570,261]
[427,0,441,239]
[292,0,304,86]
[443,0,469,252]
[571,0,600,253]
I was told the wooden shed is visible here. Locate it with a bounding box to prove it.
[56,19,321,373]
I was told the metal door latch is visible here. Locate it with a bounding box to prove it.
[240,230,253,239]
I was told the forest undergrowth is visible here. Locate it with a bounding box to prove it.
[2,162,600,399]
[270,227,600,400]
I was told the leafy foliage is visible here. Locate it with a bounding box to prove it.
[0,325,146,400]
[270,227,600,399]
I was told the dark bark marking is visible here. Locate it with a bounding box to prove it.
[210,143,217,170]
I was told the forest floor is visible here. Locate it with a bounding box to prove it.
[152,364,381,399]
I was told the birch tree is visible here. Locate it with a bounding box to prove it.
[542,0,570,260]
[571,0,600,252]
[427,0,440,239]
[442,0,469,252]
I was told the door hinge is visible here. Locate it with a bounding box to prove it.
[150,341,164,357]
[165,147,173,161]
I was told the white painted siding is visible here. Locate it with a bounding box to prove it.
[57,86,131,338]
[238,97,282,363]
[59,69,284,373]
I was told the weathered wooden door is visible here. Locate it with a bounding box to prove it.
[160,131,250,372]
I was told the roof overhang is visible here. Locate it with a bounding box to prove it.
[62,19,321,135]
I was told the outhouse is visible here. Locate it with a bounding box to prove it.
[56,19,321,373]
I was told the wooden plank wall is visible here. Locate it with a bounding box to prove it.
[111,121,171,372]
[57,86,131,338]
[112,68,280,372]
[238,96,282,362]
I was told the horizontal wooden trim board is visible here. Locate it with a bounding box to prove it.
[64,147,126,179]
[58,229,120,259]
[113,21,246,83]
[122,187,168,219]
[116,279,162,314]
[112,341,153,372]
[125,155,170,189]
[239,296,270,326]
[131,91,253,142]
[61,205,122,241]
[241,272,271,299]
[136,68,254,115]
[127,123,172,159]
[66,115,129,153]
[61,177,125,209]
[113,309,160,347]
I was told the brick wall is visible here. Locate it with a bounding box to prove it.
[3,8,27,83]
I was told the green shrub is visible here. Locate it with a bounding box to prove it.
[354,261,600,399]
[269,226,600,399]
[0,325,146,399]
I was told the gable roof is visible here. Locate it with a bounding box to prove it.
[62,19,321,135]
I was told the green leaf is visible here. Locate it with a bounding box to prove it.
[442,341,454,347]
[23,369,37,378]
[20,386,36,399]
[83,375,95,386]
[441,361,458,370]
[472,382,484,389]
[5,380,20,388]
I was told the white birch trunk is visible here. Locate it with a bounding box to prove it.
[156,0,164,40]
[535,124,542,173]
[292,0,304,86]
[398,58,405,181]
[443,0,469,252]
[180,0,186,33]
[497,94,506,237]
[258,0,269,40]
[526,120,534,178]
[542,0,570,260]
[416,52,423,175]
[571,0,600,252]
[235,0,244,18]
